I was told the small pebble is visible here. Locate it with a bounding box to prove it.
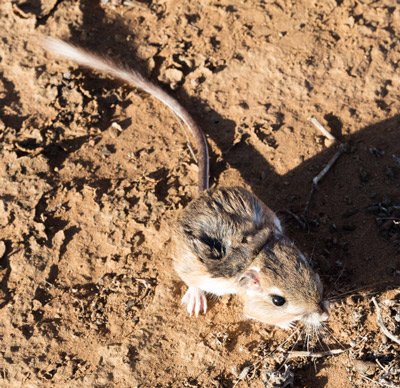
[393,154,400,167]
[381,194,391,206]
[111,122,123,132]
[163,68,184,90]
[353,360,376,376]
[237,366,251,380]
[315,136,323,144]
[369,147,385,158]
[359,168,369,182]
[32,300,42,311]
[324,138,335,147]
[385,167,395,180]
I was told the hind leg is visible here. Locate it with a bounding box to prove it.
[181,286,207,317]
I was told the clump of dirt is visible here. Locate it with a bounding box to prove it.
[1,0,400,387]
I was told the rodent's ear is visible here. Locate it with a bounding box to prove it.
[239,269,261,291]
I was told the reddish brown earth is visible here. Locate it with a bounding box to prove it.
[1,0,400,387]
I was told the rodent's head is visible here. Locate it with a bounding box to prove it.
[238,236,329,329]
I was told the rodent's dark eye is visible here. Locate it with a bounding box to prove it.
[272,295,286,306]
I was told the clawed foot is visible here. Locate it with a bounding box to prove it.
[181,286,207,317]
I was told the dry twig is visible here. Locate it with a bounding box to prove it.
[304,143,347,218]
[280,210,307,230]
[361,374,399,388]
[310,116,336,141]
[372,297,400,345]
[312,143,347,186]
[304,117,348,218]
[122,0,149,11]
[286,349,345,358]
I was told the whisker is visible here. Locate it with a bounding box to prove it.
[313,326,320,349]
[276,326,305,373]
[306,331,310,352]
[327,280,395,301]
[252,326,301,368]
[324,267,345,298]
[322,332,332,353]
[274,326,301,353]
[310,239,318,261]
[321,323,345,349]
[304,324,317,353]
[316,330,327,352]
[307,324,322,352]
[290,326,304,352]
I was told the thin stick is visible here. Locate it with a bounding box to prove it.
[312,143,347,186]
[327,280,397,301]
[376,359,389,373]
[372,297,400,345]
[309,117,336,140]
[280,210,307,230]
[286,348,345,358]
[122,0,149,11]
[361,374,399,388]
[304,143,347,218]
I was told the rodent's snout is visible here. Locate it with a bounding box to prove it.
[320,300,330,321]
[302,300,330,327]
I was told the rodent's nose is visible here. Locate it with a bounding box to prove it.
[319,300,330,321]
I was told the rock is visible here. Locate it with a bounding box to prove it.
[324,138,335,147]
[160,68,184,89]
[353,360,376,376]
[263,365,294,388]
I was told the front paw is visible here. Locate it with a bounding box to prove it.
[181,286,207,317]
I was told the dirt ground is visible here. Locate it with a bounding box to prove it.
[1,0,400,387]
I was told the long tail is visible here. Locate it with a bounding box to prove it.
[42,37,209,192]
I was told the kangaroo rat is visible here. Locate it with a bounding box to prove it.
[43,37,329,329]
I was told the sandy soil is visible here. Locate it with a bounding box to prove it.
[1,0,400,387]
